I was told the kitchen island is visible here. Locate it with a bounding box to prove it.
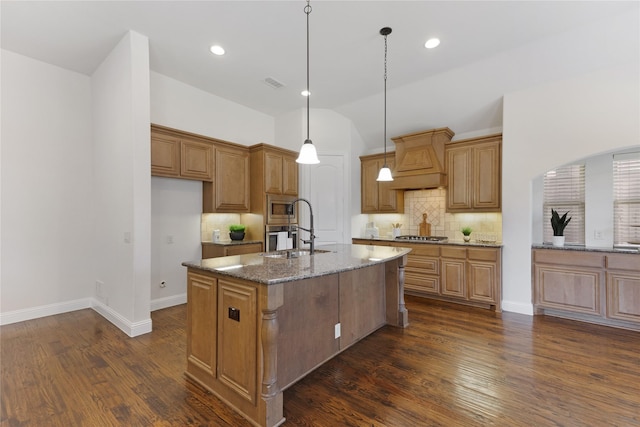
[182,243,410,427]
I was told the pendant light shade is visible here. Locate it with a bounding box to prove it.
[296,1,320,165]
[376,26,393,182]
[297,139,319,164]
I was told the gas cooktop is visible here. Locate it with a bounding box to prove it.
[395,235,449,242]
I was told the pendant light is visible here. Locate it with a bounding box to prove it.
[376,27,393,181]
[296,0,320,164]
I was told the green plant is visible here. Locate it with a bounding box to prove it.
[551,209,571,236]
[229,224,246,232]
[461,226,472,236]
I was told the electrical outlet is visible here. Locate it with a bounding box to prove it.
[166,235,174,244]
[335,323,341,339]
[95,280,104,297]
[594,230,603,240]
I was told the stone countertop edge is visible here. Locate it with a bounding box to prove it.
[182,243,412,285]
[532,244,639,254]
[202,240,262,246]
[353,236,503,248]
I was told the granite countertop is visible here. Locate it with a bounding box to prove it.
[353,236,503,248]
[182,243,412,285]
[532,243,640,254]
[202,239,262,246]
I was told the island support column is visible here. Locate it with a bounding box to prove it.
[258,283,285,427]
[385,254,409,327]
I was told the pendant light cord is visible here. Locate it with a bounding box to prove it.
[383,31,388,167]
[305,1,311,143]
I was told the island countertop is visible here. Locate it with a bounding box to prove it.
[182,243,411,285]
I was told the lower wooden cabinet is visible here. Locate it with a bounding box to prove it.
[187,272,217,377]
[533,248,640,330]
[217,279,258,404]
[202,242,263,259]
[352,239,502,311]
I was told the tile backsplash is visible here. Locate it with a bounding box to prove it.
[369,189,502,242]
[201,213,242,242]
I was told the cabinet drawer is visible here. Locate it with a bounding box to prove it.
[405,270,439,294]
[407,254,440,274]
[406,244,440,257]
[534,249,604,268]
[468,248,498,262]
[406,256,439,274]
[441,246,466,259]
[226,243,262,256]
[606,254,640,271]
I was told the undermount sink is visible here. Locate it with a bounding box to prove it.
[260,249,331,259]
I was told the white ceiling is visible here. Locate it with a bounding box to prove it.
[2,1,638,148]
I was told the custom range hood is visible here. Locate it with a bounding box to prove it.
[389,127,454,189]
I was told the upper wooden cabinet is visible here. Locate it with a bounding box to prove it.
[360,153,404,213]
[203,143,251,213]
[445,134,502,212]
[151,126,213,181]
[251,145,299,197]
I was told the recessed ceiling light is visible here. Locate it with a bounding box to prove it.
[424,38,440,49]
[301,90,311,97]
[209,45,225,55]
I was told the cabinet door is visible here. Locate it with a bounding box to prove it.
[217,279,258,404]
[361,158,380,213]
[181,139,214,181]
[473,142,501,210]
[441,258,466,298]
[535,265,602,315]
[264,152,284,194]
[151,133,181,178]
[207,145,250,212]
[446,146,472,211]
[187,272,217,377]
[468,261,497,303]
[606,271,640,324]
[282,155,299,196]
[378,158,403,212]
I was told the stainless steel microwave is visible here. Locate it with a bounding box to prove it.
[266,194,298,225]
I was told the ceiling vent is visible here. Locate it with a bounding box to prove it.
[263,77,285,89]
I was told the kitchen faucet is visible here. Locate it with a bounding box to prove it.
[287,198,316,254]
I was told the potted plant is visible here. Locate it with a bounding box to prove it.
[550,209,571,247]
[229,224,246,241]
[461,226,472,243]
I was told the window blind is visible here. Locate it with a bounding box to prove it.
[543,164,585,244]
[613,152,640,246]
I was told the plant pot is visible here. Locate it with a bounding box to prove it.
[229,231,245,241]
[463,235,471,243]
[552,236,565,247]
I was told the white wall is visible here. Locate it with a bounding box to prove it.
[149,72,276,309]
[91,31,152,335]
[502,64,640,314]
[0,50,94,321]
[150,71,274,146]
[150,177,201,309]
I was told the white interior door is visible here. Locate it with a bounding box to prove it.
[301,154,346,246]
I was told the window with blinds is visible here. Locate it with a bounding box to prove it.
[613,152,640,247]
[543,164,585,244]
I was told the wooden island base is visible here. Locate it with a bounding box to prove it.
[185,254,408,427]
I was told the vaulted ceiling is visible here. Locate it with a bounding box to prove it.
[2,1,638,148]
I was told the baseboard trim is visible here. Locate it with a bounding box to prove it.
[91,300,153,337]
[0,298,92,326]
[151,293,187,311]
[0,298,152,337]
[501,300,534,315]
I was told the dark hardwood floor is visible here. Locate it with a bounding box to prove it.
[2,295,639,426]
